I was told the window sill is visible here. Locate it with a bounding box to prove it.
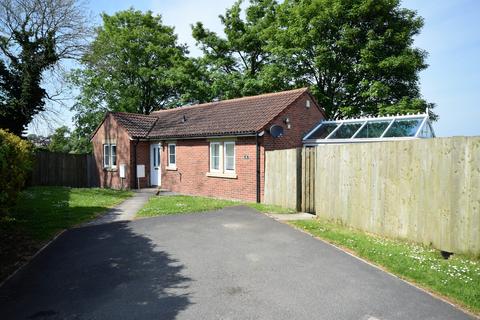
[166,166,177,171]
[206,172,237,179]
[104,167,117,172]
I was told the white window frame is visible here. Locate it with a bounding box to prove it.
[167,143,176,169]
[110,144,117,168]
[209,142,221,172]
[223,141,235,173]
[103,143,117,169]
[209,141,236,175]
[103,144,110,168]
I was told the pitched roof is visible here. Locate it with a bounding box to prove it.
[111,112,157,138]
[94,88,317,140]
[147,87,310,139]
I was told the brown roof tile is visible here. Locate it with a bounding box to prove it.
[112,112,157,138]
[147,87,310,139]
[106,88,314,139]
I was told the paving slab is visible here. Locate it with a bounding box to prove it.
[268,212,316,221]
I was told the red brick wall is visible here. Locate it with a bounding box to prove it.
[161,137,259,202]
[129,141,151,189]
[263,92,324,151]
[91,114,131,189]
[92,92,324,198]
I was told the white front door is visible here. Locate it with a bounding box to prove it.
[150,143,161,186]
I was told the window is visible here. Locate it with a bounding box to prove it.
[168,143,176,168]
[209,141,235,176]
[329,122,363,139]
[103,143,116,168]
[111,144,117,167]
[224,142,235,172]
[308,123,339,139]
[303,113,435,144]
[103,145,110,167]
[210,142,220,171]
[355,121,391,138]
[383,119,423,138]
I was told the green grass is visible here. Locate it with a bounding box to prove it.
[0,186,133,282]
[137,195,294,217]
[4,186,133,240]
[291,219,480,315]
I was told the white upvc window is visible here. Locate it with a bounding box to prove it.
[209,141,235,175]
[168,143,176,168]
[111,144,117,167]
[103,144,110,168]
[210,142,221,172]
[224,142,235,173]
[103,143,117,168]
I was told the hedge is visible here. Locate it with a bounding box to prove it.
[0,129,33,214]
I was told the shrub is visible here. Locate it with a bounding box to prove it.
[0,129,34,214]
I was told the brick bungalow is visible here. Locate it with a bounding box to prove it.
[90,88,325,202]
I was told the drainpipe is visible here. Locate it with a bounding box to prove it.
[256,131,265,203]
[133,138,139,189]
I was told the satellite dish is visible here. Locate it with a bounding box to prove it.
[269,125,284,138]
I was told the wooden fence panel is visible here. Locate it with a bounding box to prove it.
[301,147,316,213]
[314,137,480,256]
[30,151,99,188]
[264,148,301,210]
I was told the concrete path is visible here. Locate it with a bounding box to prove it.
[268,212,316,221]
[0,206,474,320]
[83,188,156,226]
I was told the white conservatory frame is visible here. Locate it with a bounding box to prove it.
[303,113,435,145]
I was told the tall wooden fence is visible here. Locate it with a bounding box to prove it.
[264,148,301,210]
[30,151,99,188]
[264,137,480,256]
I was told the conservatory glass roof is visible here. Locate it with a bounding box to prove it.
[303,113,435,144]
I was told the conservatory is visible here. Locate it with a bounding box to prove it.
[303,113,435,145]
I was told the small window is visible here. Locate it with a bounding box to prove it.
[168,143,176,167]
[103,144,110,168]
[224,142,235,172]
[111,144,117,167]
[103,143,117,168]
[210,142,220,171]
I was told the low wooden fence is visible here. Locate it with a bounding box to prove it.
[30,151,99,188]
[264,137,480,256]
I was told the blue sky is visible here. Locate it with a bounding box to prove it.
[30,0,480,137]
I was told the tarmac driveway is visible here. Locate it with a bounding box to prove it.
[0,206,474,320]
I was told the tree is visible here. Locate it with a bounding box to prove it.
[192,0,290,99]
[70,9,190,143]
[48,125,71,153]
[271,0,435,119]
[0,0,89,136]
[0,129,33,214]
[26,133,49,148]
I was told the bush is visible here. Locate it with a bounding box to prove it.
[0,129,34,214]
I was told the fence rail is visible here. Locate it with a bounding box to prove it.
[30,151,99,188]
[264,137,480,256]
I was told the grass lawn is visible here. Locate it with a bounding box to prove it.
[0,186,132,281]
[137,195,294,217]
[292,219,480,315]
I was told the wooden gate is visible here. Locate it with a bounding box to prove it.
[301,147,316,213]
